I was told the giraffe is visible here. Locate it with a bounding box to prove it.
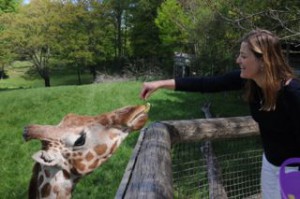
[23,104,150,199]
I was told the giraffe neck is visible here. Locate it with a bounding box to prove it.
[29,163,80,199]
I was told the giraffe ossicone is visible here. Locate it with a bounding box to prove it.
[23,104,150,199]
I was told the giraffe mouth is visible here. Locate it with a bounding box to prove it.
[32,150,59,166]
[132,104,150,121]
[126,103,150,131]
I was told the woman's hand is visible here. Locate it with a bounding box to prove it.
[140,79,175,100]
[140,82,159,100]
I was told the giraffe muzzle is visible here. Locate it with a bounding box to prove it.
[23,126,32,141]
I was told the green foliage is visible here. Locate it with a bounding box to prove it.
[155,0,300,75]
[106,0,130,58]
[57,1,114,65]
[0,0,21,72]
[1,0,300,86]
[127,0,164,57]
[209,0,300,38]
[155,0,236,75]
[0,0,66,86]
[0,0,21,14]
[155,0,189,46]
[0,0,118,86]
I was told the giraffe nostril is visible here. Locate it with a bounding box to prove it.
[23,127,31,141]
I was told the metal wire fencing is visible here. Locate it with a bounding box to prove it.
[172,136,262,199]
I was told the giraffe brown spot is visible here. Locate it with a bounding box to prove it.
[73,159,85,172]
[85,151,94,162]
[98,116,109,125]
[41,183,51,198]
[111,115,116,123]
[63,169,71,179]
[88,159,100,170]
[73,152,82,157]
[94,144,107,156]
[65,153,71,158]
[38,174,44,185]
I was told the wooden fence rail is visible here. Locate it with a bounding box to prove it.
[115,116,259,199]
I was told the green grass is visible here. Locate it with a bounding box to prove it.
[0,65,250,198]
[0,61,93,89]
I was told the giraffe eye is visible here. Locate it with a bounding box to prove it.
[74,132,86,147]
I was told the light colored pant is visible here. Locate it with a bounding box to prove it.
[261,154,299,199]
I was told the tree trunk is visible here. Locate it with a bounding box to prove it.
[77,68,82,85]
[31,48,51,87]
[0,64,4,79]
[90,65,97,81]
[44,76,50,87]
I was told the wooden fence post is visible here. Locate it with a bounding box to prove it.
[116,122,173,199]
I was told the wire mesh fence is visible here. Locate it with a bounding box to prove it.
[172,136,262,199]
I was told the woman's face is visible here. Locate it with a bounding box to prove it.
[236,42,264,83]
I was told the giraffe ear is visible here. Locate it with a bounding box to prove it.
[32,151,60,166]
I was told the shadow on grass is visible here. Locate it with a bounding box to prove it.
[0,87,30,92]
[146,91,248,122]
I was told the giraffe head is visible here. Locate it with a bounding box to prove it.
[23,104,150,198]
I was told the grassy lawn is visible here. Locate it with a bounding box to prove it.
[0,64,250,198]
[0,61,93,89]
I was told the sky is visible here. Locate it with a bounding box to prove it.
[23,0,30,4]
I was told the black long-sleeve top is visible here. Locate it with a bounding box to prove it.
[175,70,300,166]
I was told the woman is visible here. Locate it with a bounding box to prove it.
[140,29,300,199]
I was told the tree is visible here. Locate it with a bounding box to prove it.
[0,0,22,79]
[205,0,300,39]
[155,0,190,49]
[0,0,65,87]
[156,0,223,75]
[200,0,300,73]
[0,36,16,79]
[107,0,128,58]
[55,0,94,84]
[155,0,300,76]
[0,0,21,13]
[128,0,163,58]
[104,0,131,71]
[55,0,117,81]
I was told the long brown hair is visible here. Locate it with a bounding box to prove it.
[242,29,295,111]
